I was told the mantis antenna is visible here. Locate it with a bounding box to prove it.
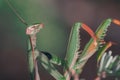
[5,0,28,26]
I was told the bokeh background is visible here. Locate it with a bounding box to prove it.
[0,0,120,80]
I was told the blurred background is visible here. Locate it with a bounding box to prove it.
[0,0,120,80]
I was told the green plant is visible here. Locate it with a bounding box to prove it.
[5,0,120,80]
[96,51,120,80]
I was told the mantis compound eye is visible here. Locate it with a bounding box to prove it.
[26,23,44,35]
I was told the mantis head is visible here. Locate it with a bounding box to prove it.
[26,23,44,35]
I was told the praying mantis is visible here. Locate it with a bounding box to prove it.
[5,0,120,80]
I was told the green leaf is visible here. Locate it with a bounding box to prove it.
[65,22,81,69]
[76,19,112,73]
[97,42,112,64]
